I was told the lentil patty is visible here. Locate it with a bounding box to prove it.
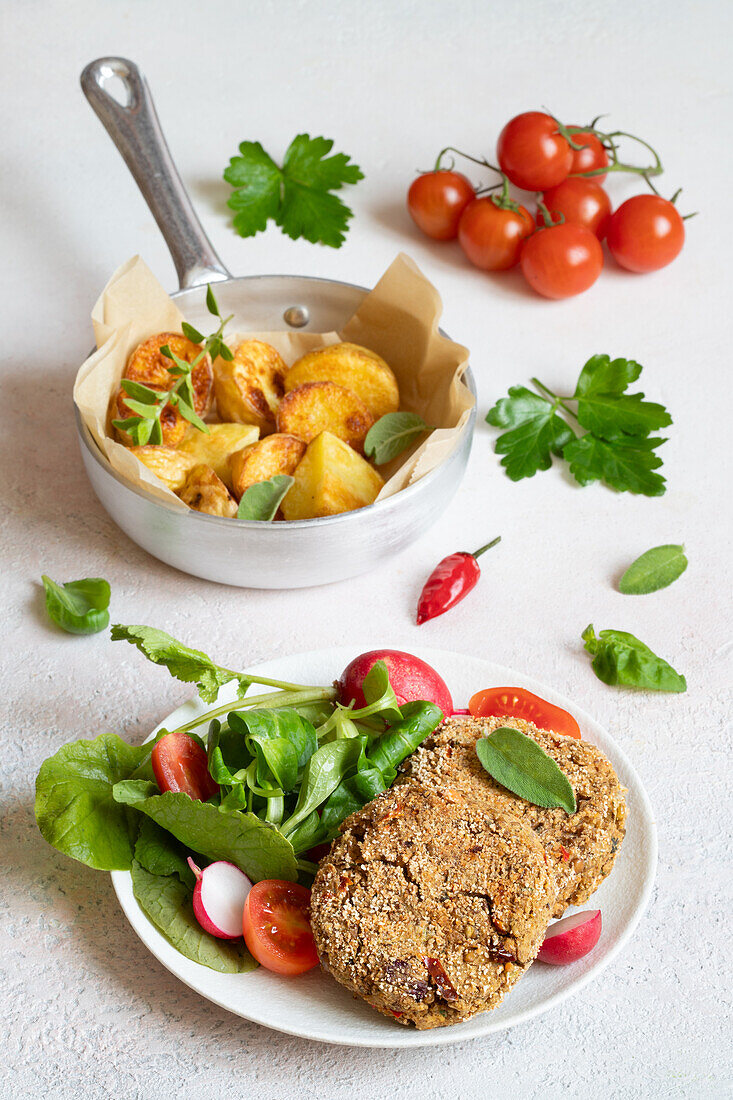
[310,781,556,1029]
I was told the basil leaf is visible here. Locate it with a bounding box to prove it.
[41,575,111,635]
[130,861,256,973]
[367,701,443,777]
[113,783,298,882]
[281,738,365,836]
[111,624,250,703]
[364,412,432,465]
[134,817,196,888]
[476,728,576,813]
[618,544,688,595]
[35,734,148,869]
[582,624,687,692]
[237,475,294,521]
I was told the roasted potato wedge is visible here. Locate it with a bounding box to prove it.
[281,431,384,520]
[177,422,259,489]
[276,381,374,453]
[178,464,237,517]
[115,332,213,447]
[229,433,306,500]
[285,342,399,420]
[129,445,197,492]
[213,339,286,434]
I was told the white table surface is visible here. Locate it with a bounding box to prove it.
[2,1,731,1097]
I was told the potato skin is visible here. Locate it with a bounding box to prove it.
[129,445,197,492]
[281,431,384,520]
[229,433,306,500]
[116,332,213,447]
[177,422,259,489]
[178,464,237,517]
[285,342,399,420]
[276,381,374,453]
[213,339,286,434]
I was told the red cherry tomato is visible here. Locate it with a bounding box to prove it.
[458,197,534,270]
[468,686,581,739]
[568,128,609,183]
[151,732,219,801]
[242,880,319,975]
[606,194,685,273]
[539,178,612,239]
[497,112,573,191]
[407,171,475,240]
[520,223,603,299]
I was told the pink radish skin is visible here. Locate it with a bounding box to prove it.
[188,858,252,940]
[537,909,602,965]
[338,650,454,714]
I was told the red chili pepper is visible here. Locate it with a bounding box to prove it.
[416,537,501,624]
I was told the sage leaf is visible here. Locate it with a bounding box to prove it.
[237,475,294,521]
[582,624,686,692]
[476,728,576,813]
[618,544,687,595]
[42,575,111,635]
[364,412,433,465]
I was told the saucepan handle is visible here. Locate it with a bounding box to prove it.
[80,56,231,289]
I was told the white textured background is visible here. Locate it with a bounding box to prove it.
[2,0,732,1097]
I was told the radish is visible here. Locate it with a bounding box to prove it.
[537,909,602,965]
[338,650,453,714]
[188,858,252,939]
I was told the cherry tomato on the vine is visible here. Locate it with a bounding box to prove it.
[458,196,534,271]
[568,128,609,183]
[469,686,582,739]
[407,171,475,240]
[497,111,573,191]
[539,178,612,239]
[151,732,219,802]
[520,222,603,299]
[606,194,685,273]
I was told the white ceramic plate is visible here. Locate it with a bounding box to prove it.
[111,646,657,1048]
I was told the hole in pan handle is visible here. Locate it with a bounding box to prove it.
[80,56,232,291]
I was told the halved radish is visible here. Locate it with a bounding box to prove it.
[538,909,602,964]
[188,858,252,939]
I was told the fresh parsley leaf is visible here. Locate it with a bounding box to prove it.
[582,624,687,692]
[110,624,249,702]
[563,433,667,496]
[224,133,364,248]
[42,575,111,635]
[475,727,576,812]
[237,475,294,521]
[573,355,673,439]
[618,544,688,594]
[486,386,576,481]
[364,412,433,465]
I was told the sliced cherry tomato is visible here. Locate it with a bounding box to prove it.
[520,222,603,299]
[606,194,685,273]
[243,880,319,975]
[468,687,581,739]
[458,196,534,270]
[497,112,573,191]
[568,128,609,183]
[539,178,612,239]
[151,732,219,801]
[407,171,475,240]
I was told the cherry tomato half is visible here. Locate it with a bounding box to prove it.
[497,112,573,192]
[520,222,603,299]
[407,171,475,240]
[568,128,609,183]
[457,196,534,270]
[468,687,581,739]
[151,732,219,801]
[243,880,319,975]
[606,194,685,273]
[539,178,612,239]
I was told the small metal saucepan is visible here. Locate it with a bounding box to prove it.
[77,57,476,589]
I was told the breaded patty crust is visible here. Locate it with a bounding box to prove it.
[310,782,556,1029]
[399,716,626,917]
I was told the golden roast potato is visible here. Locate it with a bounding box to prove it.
[129,445,197,492]
[281,431,384,520]
[285,342,399,420]
[229,433,306,500]
[178,422,259,489]
[276,381,374,453]
[179,464,238,517]
[115,332,213,448]
[213,339,286,434]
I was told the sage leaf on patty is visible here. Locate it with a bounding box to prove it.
[475,727,576,813]
[618,544,687,594]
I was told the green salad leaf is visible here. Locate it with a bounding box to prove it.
[618,544,688,594]
[476,728,576,813]
[281,738,365,837]
[134,817,196,888]
[367,701,444,781]
[111,625,250,702]
[364,412,433,465]
[42,576,111,635]
[237,475,294,521]
[582,624,687,692]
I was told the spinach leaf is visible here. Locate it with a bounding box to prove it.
[130,861,256,973]
[207,720,252,785]
[367,701,443,777]
[41,575,111,635]
[134,817,196,888]
[228,708,318,768]
[281,738,365,837]
[237,475,294,521]
[35,734,148,870]
[582,624,687,692]
[111,624,250,702]
[476,728,576,813]
[113,783,298,882]
[618,544,688,594]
